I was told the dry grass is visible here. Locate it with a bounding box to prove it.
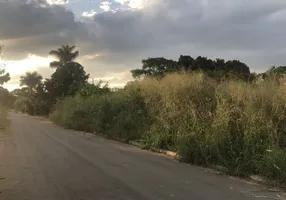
[51,72,286,184]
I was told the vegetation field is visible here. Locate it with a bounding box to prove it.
[51,73,286,185]
[7,45,286,185]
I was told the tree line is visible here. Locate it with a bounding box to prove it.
[0,44,285,115]
[131,55,286,82]
[10,45,90,115]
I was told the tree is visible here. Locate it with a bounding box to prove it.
[49,45,79,68]
[178,55,194,71]
[11,87,30,98]
[20,71,43,94]
[47,62,89,98]
[224,60,250,75]
[210,59,251,81]
[131,57,178,78]
[214,58,226,70]
[192,56,216,71]
[0,70,10,85]
[0,87,13,107]
[0,46,11,108]
[46,45,89,101]
[0,45,10,85]
[18,71,43,115]
[131,55,252,82]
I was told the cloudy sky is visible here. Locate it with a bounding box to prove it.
[1,0,286,90]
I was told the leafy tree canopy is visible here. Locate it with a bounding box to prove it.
[20,71,43,91]
[46,61,89,101]
[131,55,251,81]
[131,57,178,79]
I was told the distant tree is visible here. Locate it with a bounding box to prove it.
[19,71,43,115]
[14,97,29,113]
[131,57,178,78]
[11,87,30,98]
[214,58,226,70]
[178,55,194,71]
[192,56,216,71]
[49,45,79,68]
[0,87,13,107]
[20,71,43,94]
[0,46,10,85]
[224,60,250,75]
[131,55,252,81]
[0,70,10,85]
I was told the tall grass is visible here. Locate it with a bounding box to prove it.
[51,73,286,184]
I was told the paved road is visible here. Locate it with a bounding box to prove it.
[0,113,284,200]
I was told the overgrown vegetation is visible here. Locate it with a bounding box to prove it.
[50,73,286,184]
[13,45,89,115]
[12,44,286,185]
[0,105,9,129]
[0,46,11,129]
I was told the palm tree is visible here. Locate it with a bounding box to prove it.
[49,45,79,68]
[20,71,43,94]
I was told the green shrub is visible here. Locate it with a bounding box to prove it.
[14,97,29,113]
[0,105,9,129]
[51,85,150,142]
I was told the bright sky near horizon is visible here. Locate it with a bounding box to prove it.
[1,0,286,91]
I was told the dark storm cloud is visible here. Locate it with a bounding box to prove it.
[1,0,286,73]
[0,0,88,59]
[79,0,286,72]
[90,0,286,53]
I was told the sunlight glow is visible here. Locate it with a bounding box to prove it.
[2,83,20,91]
[5,54,53,75]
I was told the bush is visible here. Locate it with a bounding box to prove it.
[51,86,150,142]
[14,97,29,113]
[51,72,286,183]
[0,104,9,129]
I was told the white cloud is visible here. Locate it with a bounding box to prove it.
[100,1,112,12]
[114,0,150,9]
[128,0,148,9]
[46,0,69,5]
[82,10,97,18]
[114,0,128,4]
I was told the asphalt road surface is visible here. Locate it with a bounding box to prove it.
[0,113,284,200]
